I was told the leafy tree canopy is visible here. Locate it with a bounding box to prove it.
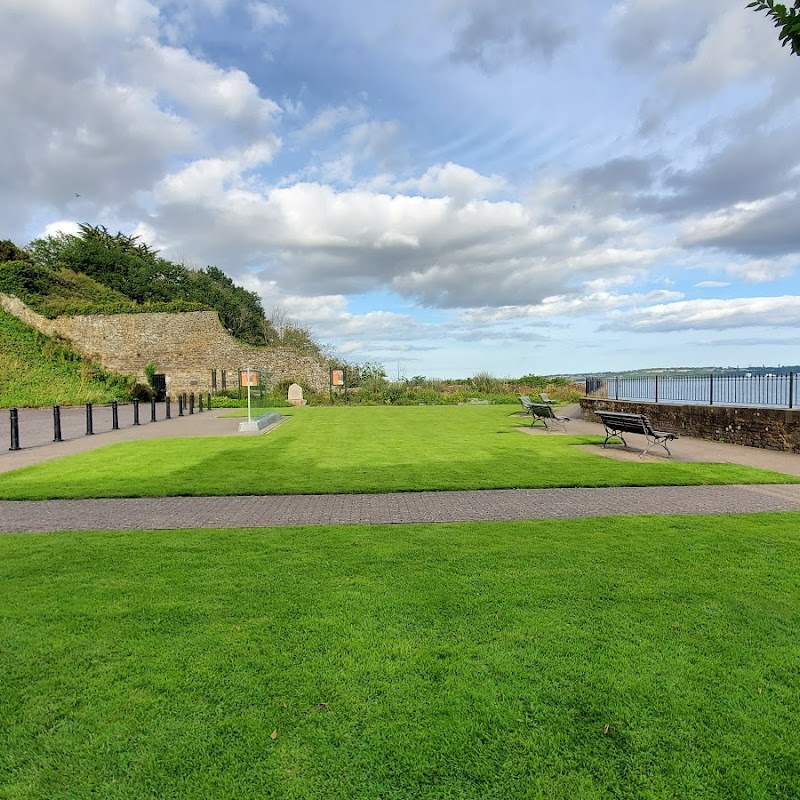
[748,0,800,55]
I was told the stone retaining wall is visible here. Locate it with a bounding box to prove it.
[1,293,329,395]
[580,397,800,453]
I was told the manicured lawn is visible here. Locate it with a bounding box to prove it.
[1,514,799,799]
[0,406,795,500]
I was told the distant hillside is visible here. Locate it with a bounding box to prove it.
[559,366,800,380]
[0,307,135,407]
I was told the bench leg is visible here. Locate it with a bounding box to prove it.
[602,432,626,448]
[641,436,672,458]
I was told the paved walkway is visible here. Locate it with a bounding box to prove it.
[2,484,800,534]
[1,404,800,534]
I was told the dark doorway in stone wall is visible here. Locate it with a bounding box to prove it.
[152,374,167,401]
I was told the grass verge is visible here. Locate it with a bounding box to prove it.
[0,405,795,500]
[1,514,799,799]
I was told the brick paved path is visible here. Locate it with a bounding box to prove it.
[2,484,800,534]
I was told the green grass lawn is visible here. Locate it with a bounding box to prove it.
[0,406,795,500]
[2,514,799,799]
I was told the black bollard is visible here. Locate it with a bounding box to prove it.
[85,403,94,435]
[207,393,211,411]
[189,393,195,414]
[9,408,20,451]
[151,397,157,422]
[183,392,188,409]
[178,395,184,417]
[198,393,204,412]
[133,398,140,426]
[112,400,119,430]
[165,396,171,419]
[53,405,62,442]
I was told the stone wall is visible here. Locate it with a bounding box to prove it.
[580,396,800,453]
[1,293,329,395]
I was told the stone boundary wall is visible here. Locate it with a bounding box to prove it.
[1,293,329,395]
[580,397,800,453]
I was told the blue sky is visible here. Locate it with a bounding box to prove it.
[2,0,799,378]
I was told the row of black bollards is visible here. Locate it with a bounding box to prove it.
[9,396,201,451]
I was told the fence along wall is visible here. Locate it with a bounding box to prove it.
[580,397,800,453]
[0,293,329,396]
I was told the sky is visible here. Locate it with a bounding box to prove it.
[2,0,799,379]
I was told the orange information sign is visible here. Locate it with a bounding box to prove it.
[331,369,344,387]
[240,370,260,387]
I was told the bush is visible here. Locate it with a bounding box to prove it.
[130,382,154,401]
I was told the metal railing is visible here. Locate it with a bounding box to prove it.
[586,373,797,409]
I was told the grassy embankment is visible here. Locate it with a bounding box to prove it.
[0,309,133,408]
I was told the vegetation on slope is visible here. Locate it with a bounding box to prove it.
[0,308,137,407]
[3,226,323,354]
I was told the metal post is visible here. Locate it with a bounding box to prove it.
[189,393,195,414]
[85,403,94,435]
[198,393,204,412]
[133,398,140,425]
[615,377,619,401]
[709,373,714,406]
[112,400,119,430]
[151,397,157,422]
[166,396,171,419]
[53,405,63,442]
[9,408,20,451]
[654,375,659,404]
[207,393,211,411]
[790,372,794,410]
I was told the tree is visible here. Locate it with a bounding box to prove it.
[0,239,33,264]
[748,1,800,55]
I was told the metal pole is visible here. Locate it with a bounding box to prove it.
[790,373,794,410]
[246,368,252,424]
[654,375,659,404]
[151,397,157,422]
[9,408,20,451]
[166,396,171,419]
[53,405,62,442]
[709,374,714,406]
[189,393,195,414]
[133,398,140,425]
[112,400,119,430]
[178,395,184,416]
[198,393,204,412]
[207,393,211,411]
[85,403,94,435]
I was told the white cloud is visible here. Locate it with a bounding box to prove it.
[247,2,287,30]
[694,280,730,288]
[401,162,505,203]
[39,220,82,238]
[604,296,800,332]
[462,289,684,323]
